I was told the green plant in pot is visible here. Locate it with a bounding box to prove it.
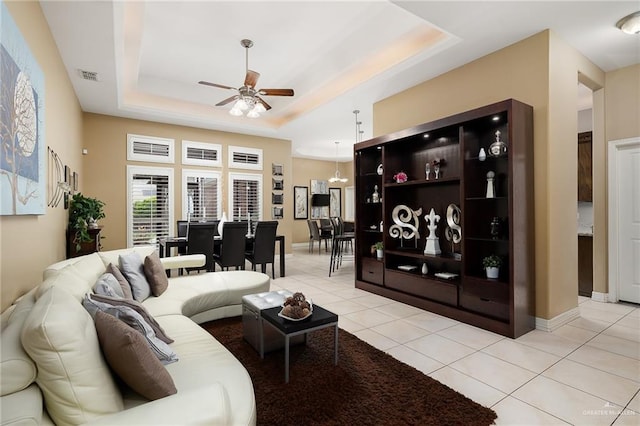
[373,241,384,259]
[69,193,105,250]
[482,254,502,279]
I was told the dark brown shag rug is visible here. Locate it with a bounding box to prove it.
[202,317,497,426]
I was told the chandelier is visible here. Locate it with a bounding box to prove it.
[229,87,267,118]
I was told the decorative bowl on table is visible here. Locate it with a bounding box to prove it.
[278,292,313,321]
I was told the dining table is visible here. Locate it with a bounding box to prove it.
[159,234,286,277]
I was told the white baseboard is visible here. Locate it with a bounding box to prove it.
[591,291,609,303]
[535,307,580,332]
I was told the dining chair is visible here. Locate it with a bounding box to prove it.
[185,223,216,273]
[213,222,247,271]
[307,219,331,254]
[329,217,355,276]
[176,220,189,255]
[245,221,278,278]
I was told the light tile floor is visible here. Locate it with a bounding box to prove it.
[270,245,639,425]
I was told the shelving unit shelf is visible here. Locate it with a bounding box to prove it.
[354,99,534,338]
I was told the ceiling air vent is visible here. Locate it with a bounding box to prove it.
[78,69,98,81]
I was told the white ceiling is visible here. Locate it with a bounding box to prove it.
[40,1,639,161]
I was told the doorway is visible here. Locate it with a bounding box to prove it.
[577,83,594,298]
[608,137,640,304]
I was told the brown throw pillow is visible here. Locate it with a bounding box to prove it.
[106,263,133,300]
[90,293,173,344]
[94,311,177,400]
[143,252,169,297]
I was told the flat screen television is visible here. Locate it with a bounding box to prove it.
[311,194,330,206]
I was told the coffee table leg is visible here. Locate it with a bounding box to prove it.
[285,335,290,383]
[334,324,339,365]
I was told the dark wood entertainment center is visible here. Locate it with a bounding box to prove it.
[354,99,535,338]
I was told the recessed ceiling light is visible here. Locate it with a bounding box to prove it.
[616,11,640,34]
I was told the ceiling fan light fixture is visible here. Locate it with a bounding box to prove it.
[229,107,243,116]
[255,102,266,113]
[616,11,640,34]
[247,108,260,118]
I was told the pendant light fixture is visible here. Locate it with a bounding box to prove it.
[329,141,348,183]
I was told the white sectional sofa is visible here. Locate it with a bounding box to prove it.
[0,246,270,425]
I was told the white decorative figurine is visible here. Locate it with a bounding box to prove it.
[478,147,487,161]
[486,171,496,198]
[372,185,380,203]
[425,162,430,180]
[423,208,442,255]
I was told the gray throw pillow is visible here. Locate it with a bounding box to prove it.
[83,294,178,365]
[106,263,133,300]
[94,311,177,400]
[118,252,151,302]
[90,293,173,344]
[93,273,124,299]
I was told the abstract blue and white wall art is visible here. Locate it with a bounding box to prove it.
[0,1,46,215]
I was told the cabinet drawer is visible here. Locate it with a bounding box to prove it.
[360,258,383,285]
[385,270,457,306]
[460,279,509,321]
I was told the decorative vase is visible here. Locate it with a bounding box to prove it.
[376,249,383,259]
[217,211,227,236]
[478,148,487,161]
[421,263,428,275]
[377,164,383,175]
[486,267,499,279]
[87,217,99,230]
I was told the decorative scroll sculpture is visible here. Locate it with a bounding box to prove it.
[423,208,442,255]
[445,203,462,258]
[389,204,422,248]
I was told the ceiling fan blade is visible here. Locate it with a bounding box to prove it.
[215,95,238,107]
[244,70,260,88]
[198,81,235,90]
[258,88,294,96]
[255,96,272,111]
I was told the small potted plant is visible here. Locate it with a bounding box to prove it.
[482,254,502,279]
[69,193,106,251]
[373,241,384,259]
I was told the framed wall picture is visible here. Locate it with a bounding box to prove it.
[272,206,283,219]
[72,172,78,191]
[272,163,283,176]
[310,179,328,194]
[272,193,283,205]
[294,186,308,220]
[272,178,284,190]
[330,187,341,218]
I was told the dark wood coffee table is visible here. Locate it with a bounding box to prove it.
[261,304,338,383]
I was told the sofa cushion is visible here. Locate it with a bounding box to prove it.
[98,246,156,270]
[0,383,45,426]
[83,294,178,364]
[106,263,133,299]
[94,311,177,400]
[90,293,173,344]
[119,252,151,302]
[93,273,125,298]
[21,287,123,425]
[36,263,92,302]
[0,292,37,396]
[144,252,169,297]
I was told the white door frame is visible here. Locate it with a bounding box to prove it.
[607,136,640,302]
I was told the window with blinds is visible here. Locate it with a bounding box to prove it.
[127,166,174,247]
[127,134,175,163]
[182,140,222,167]
[228,146,263,170]
[182,170,221,221]
[229,173,262,222]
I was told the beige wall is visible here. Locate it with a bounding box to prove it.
[82,113,294,253]
[374,30,611,320]
[1,1,83,311]
[291,158,353,244]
